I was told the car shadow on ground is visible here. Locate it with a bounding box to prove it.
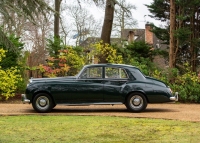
[22,105,178,114]
[144,108,178,112]
[51,108,128,113]
[48,107,177,114]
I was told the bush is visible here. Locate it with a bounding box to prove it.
[129,57,157,76]
[0,49,22,100]
[151,63,200,103]
[90,41,123,64]
[39,46,85,77]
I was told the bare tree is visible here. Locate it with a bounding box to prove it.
[0,0,53,51]
[24,10,53,74]
[66,5,101,46]
[60,18,72,45]
[112,0,137,38]
[72,0,133,45]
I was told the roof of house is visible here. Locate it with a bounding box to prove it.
[122,28,168,50]
[80,27,168,50]
[121,29,145,41]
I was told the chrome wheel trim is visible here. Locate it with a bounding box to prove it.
[36,96,50,110]
[129,95,143,109]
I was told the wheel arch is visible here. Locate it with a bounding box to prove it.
[32,90,56,105]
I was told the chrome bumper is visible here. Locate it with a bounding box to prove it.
[170,92,178,101]
[21,94,30,104]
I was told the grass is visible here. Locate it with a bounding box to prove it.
[0,115,199,143]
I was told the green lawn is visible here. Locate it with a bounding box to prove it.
[0,115,199,143]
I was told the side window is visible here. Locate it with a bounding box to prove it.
[105,67,128,79]
[79,67,102,78]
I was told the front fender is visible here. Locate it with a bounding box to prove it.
[26,83,52,103]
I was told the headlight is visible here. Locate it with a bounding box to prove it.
[168,87,173,93]
[27,78,33,87]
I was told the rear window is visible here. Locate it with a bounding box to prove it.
[105,67,128,79]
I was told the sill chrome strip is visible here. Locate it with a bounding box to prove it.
[58,102,123,106]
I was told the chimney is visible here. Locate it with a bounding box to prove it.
[145,24,153,45]
[128,31,134,43]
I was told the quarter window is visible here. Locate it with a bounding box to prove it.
[105,67,128,79]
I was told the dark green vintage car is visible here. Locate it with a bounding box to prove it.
[22,64,178,113]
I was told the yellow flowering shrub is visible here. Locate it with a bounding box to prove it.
[90,41,123,64]
[0,49,6,61]
[61,47,85,72]
[0,49,22,99]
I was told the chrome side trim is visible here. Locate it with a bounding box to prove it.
[58,102,123,106]
[21,94,30,104]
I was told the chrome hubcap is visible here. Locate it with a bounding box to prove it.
[130,95,143,109]
[133,98,140,106]
[39,99,47,107]
[36,96,49,109]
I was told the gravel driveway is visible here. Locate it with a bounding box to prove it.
[0,103,200,122]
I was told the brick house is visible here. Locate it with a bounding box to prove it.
[121,24,169,68]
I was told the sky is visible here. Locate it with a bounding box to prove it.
[89,0,163,29]
[130,0,162,28]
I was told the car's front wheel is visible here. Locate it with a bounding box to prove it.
[125,92,147,112]
[32,93,53,113]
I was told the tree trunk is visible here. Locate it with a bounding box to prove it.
[121,8,125,41]
[100,0,115,44]
[169,0,176,68]
[196,9,200,72]
[54,0,62,38]
[190,13,195,72]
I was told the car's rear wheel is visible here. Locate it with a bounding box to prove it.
[125,92,147,112]
[32,93,53,113]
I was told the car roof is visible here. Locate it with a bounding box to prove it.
[84,63,138,69]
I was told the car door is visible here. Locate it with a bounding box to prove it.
[66,66,104,102]
[103,66,128,102]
